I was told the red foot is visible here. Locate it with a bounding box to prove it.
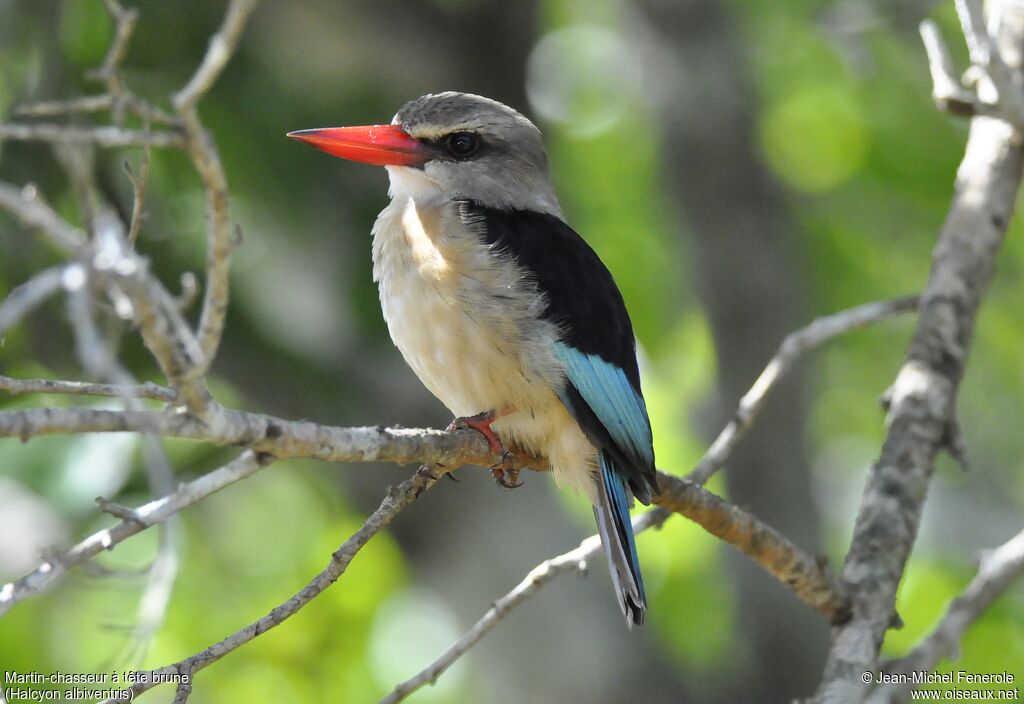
[447,410,523,489]
[447,411,504,455]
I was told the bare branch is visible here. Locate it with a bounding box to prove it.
[174,0,258,112]
[123,152,151,245]
[0,123,184,149]
[689,295,918,484]
[956,0,994,68]
[813,14,1024,700]
[91,0,137,85]
[0,181,86,253]
[654,472,850,622]
[15,95,117,118]
[866,528,1024,704]
[0,266,66,335]
[172,0,258,373]
[97,463,441,704]
[921,0,1024,124]
[382,508,669,704]
[0,375,173,402]
[384,475,851,704]
[0,451,269,616]
[920,20,981,117]
[0,406,542,471]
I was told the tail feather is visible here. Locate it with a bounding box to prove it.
[593,450,646,627]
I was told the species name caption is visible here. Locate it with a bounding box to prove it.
[3,670,188,701]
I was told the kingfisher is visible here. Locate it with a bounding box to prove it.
[289,92,659,626]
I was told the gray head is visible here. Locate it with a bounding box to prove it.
[391,92,560,214]
[288,92,562,217]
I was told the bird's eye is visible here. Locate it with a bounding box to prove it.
[445,132,479,158]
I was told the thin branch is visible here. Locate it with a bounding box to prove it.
[382,508,669,704]
[0,266,66,335]
[174,0,258,111]
[98,463,441,704]
[0,123,184,149]
[0,375,173,402]
[920,20,980,117]
[123,151,151,245]
[956,0,994,68]
[813,11,1024,700]
[173,0,258,374]
[920,0,1024,125]
[688,295,919,484]
[864,528,1024,704]
[384,476,851,704]
[14,95,117,118]
[92,0,137,82]
[0,181,86,253]
[0,451,269,616]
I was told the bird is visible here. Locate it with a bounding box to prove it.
[288,91,659,626]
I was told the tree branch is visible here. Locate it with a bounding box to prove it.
[0,375,173,402]
[97,463,442,704]
[865,528,1024,704]
[0,266,66,335]
[688,295,919,484]
[0,451,269,616]
[173,0,258,374]
[655,472,850,622]
[0,181,86,252]
[812,7,1024,700]
[0,123,184,148]
[381,508,670,704]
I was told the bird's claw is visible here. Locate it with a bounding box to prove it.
[490,454,523,490]
[491,466,523,489]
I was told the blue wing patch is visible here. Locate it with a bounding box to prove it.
[553,342,654,467]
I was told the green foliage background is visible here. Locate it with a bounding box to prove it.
[0,1,1021,702]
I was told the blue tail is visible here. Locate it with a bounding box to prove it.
[593,450,646,627]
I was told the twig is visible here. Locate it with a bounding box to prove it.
[813,8,1024,700]
[174,0,258,111]
[0,375,173,402]
[384,476,852,704]
[920,20,979,117]
[14,95,117,118]
[920,0,1024,125]
[688,295,919,484]
[0,266,66,335]
[97,463,441,704]
[0,451,269,616]
[124,152,150,245]
[173,0,258,374]
[0,181,86,253]
[866,528,1024,704]
[0,123,184,149]
[382,508,669,704]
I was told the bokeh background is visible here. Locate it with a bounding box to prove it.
[1,1,1023,702]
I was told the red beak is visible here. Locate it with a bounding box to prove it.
[287,125,426,167]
